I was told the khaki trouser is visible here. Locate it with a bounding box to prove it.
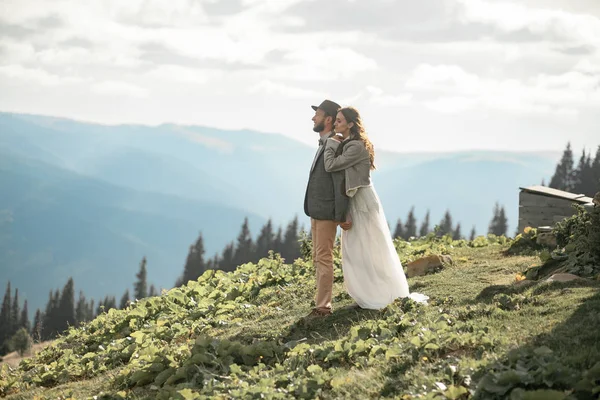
[311,218,338,312]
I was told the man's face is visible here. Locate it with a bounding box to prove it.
[312,108,326,133]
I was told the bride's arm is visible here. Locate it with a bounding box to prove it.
[323,140,368,172]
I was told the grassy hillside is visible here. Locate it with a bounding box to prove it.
[1,229,599,399]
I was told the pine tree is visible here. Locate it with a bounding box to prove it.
[95,299,104,316]
[75,291,88,326]
[273,227,283,256]
[549,142,575,191]
[210,254,219,270]
[181,233,206,284]
[404,207,418,239]
[282,216,300,262]
[149,285,157,297]
[453,223,462,240]
[572,149,587,194]
[57,278,76,333]
[10,288,20,337]
[233,218,254,268]
[88,299,95,321]
[134,257,148,300]
[255,219,275,261]
[393,218,405,239]
[97,296,117,315]
[105,296,117,310]
[488,203,508,236]
[592,146,600,186]
[42,289,60,340]
[19,300,30,333]
[573,150,596,196]
[31,309,43,342]
[469,226,476,241]
[119,290,130,309]
[0,282,12,350]
[590,145,600,196]
[220,242,236,272]
[569,148,596,196]
[582,152,596,196]
[438,210,453,237]
[419,210,431,237]
[498,206,508,236]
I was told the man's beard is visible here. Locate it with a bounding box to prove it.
[313,121,325,133]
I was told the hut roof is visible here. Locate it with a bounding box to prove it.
[519,185,593,204]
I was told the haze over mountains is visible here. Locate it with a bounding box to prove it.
[0,111,560,314]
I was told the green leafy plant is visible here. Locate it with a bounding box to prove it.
[552,205,600,277]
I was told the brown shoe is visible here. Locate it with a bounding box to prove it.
[306,308,332,318]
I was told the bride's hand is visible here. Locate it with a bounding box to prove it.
[340,219,352,230]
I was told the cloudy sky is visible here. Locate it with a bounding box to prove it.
[1,0,599,153]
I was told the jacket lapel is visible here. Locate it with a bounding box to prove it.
[310,133,335,173]
[310,145,324,173]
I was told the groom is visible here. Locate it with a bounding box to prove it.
[304,99,352,317]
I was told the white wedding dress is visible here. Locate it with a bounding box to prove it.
[341,184,429,309]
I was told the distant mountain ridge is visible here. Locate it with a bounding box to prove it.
[0,111,561,315]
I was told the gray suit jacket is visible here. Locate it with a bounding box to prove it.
[304,133,349,222]
[323,138,372,197]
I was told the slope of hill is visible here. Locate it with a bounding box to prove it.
[1,235,598,399]
[0,149,266,316]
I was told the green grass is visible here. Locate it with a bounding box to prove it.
[1,236,599,399]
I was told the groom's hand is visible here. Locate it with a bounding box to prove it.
[340,221,352,230]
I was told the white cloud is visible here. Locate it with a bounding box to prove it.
[91,80,148,98]
[574,57,600,75]
[0,64,82,86]
[406,64,481,94]
[36,45,141,69]
[116,0,210,27]
[456,0,600,49]
[405,63,600,116]
[365,86,413,107]
[144,65,215,85]
[1,0,599,153]
[248,80,325,99]
[270,47,378,81]
[0,40,36,64]
[424,96,477,114]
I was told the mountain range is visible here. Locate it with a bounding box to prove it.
[0,111,560,315]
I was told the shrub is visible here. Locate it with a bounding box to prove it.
[552,205,600,277]
[9,328,33,357]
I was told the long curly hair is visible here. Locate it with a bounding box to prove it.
[339,106,376,170]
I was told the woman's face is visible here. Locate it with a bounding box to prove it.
[334,111,352,136]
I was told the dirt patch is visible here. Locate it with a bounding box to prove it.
[0,341,53,368]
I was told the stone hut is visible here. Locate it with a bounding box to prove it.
[517,185,594,233]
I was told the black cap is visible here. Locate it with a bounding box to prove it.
[311,99,341,118]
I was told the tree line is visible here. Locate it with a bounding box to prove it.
[546,143,600,196]
[175,216,304,286]
[390,202,509,241]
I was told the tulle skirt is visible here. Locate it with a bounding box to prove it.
[341,185,427,309]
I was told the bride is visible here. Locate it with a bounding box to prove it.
[323,106,427,309]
